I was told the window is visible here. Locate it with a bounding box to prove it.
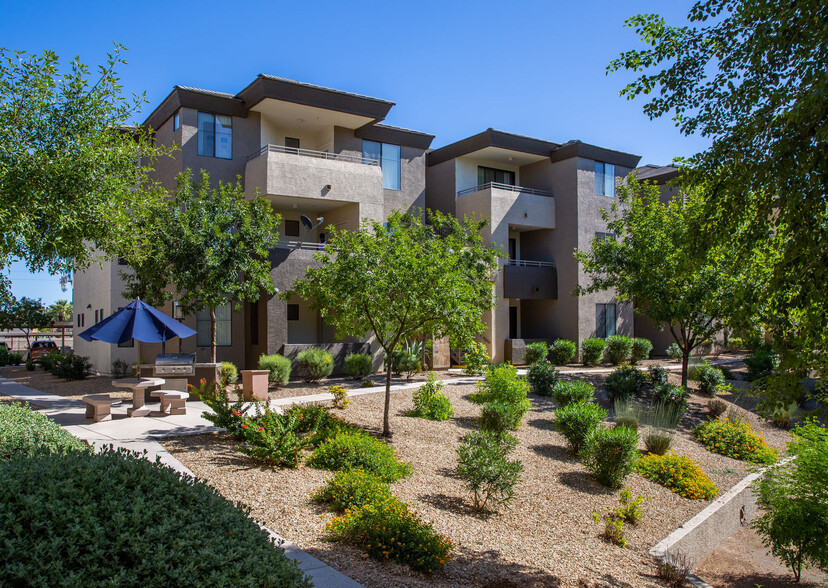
[595,232,616,242]
[285,137,300,154]
[173,113,180,131]
[196,303,232,346]
[362,140,401,190]
[99,308,104,322]
[595,162,616,197]
[77,313,84,327]
[284,220,300,237]
[94,310,98,323]
[287,304,299,321]
[478,166,516,186]
[197,112,233,159]
[596,303,617,338]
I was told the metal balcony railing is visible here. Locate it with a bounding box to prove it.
[503,258,556,268]
[248,144,380,166]
[457,182,552,197]
[276,240,326,251]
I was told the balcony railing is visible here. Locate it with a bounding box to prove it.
[276,240,326,251]
[248,144,380,166]
[504,258,556,268]
[457,182,552,197]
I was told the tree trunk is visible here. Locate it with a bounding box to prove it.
[681,348,690,388]
[383,361,393,438]
[209,307,217,363]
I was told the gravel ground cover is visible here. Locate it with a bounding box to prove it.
[164,370,790,588]
[264,371,467,400]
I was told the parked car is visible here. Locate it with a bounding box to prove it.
[27,340,58,363]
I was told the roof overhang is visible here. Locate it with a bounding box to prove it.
[355,123,435,150]
[427,129,559,167]
[550,141,641,169]
[142,87,246,131]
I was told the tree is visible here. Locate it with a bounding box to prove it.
[0,44,170,305]
[290,210,500,437]
[47,300,73,350]
[575,179,729,387]
[752,420,828,583]
[0,297,51,348]
[609,0,828,407]
[122,169,280,362]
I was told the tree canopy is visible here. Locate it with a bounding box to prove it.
[122,169,280,362]
[609,0,828,405]
[0,297,50,348]
[290,209,500,437]
[0,44,169,304]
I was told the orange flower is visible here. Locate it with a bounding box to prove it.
[241,424,248,429]
[232,409,241,417]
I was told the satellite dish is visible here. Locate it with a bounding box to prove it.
[300,215,325,232]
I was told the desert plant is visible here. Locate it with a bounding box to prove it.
[480,400,526,434]
[581,337,606,366]
[410,372,453,421]
[548,339,577,365]
[648,365,669,386]
[593,512,627,547]
[582,425,640,488]
[295,348,334,382]
[329,385,350,410]
[708,398,728,418]
[630,338,653,364]
[463,341,489,375]
[653,384,689,418]
[456,430,523,512]
[471,363,530,409]
[312,469,393,512]
[343,352,372,380]
[592,488,646,547]
[694,418,778,464]
[605,366,647,403]
[0,402,90,459]
[258,353,291,386]
[308,431,412,482]
[51,354,92,381]
[693,363,727,396]
[604,335,634,365]
[387,348,420,378]
[523,341,549,365]
[552,379,595,407]
[769,402,798,429]
[193,378,250,439]
[644,431,673,455]
[111,358,130,379]
[555,401,607,453]
[238,406,320,468]
[220,361,238,387]
[614,488,646,525]
[613,398,641,431]
[657,552,693,588]
[527,361,558,396]
[39,350,63,373]
[638,452,718,499]
[666,342,682,361]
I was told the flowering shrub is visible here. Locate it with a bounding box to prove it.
[193,378,250,439]
[312,470,393,512]
[527,361,558,396]
[238,406,320,468]
[329,385,350,409]
[463,342,489,375]
[409,372,453,421]
[648,365,669,386]
[308,431,412,482]
[637,452,718,500]
[552,379,595,407]
[694,418,778,464]
[653,384,689,415]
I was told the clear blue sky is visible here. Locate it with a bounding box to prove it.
[2,0,708,306]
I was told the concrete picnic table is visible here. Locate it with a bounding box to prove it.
[111,377,165,417]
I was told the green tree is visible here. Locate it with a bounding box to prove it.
[290,210,500,437]
[752,420,828,583]
[122,169,280,363]
[575,180,728,387]
[0,297,51,348]
[47,299,73,350]
[609,0,828,408]
[0,44,170,304]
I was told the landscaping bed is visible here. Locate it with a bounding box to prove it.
[163,371,790,588]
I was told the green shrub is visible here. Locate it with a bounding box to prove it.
[193,379,250,439]
[111,358,130,379]
[51,354,92,381]
[708,398,728,418]
[0,403,89,459]
[283,403,362,446]
[326,494,452,573]
[726,337,745,352]
[220,361,238,386]
[593,512,627,547]
[592,489,646,547]
[480,400,526,433]
[0,346,7,366]
[329,385,350,409]
[8,352,21,366]
[653,384,689,411]
[694,418,778,464]
[548,339,577,365]
[456,430,523,512]
[666,342,683,361]
[308,431,412,482]
[462,341,489,375]
[0,448,311,587]
[39,350,63,372]
[638,452,718,500]
[582,338,606,366]
[312,470,393,512]
[471,363,530,408]
[605,366,647,403]
[613,488,646,525]
[648,365,669,386]
[695,364,726,396]
[523,341,549,365]
[630,338,653,364]
[527,361,558,396]
[769,402,798,429]
[238,405,320,468]
[582,425,640,488]
[410,372,453,421]
[25,360,34,371]
[295,348,333,382]
[644,431,673,455]
[387,348,420,377]
[258,353,291,386]
[745,347,779,381]
[552,379,595,407]
[343,352,372,379]
[555,401,607,453]
[604,335,634,365]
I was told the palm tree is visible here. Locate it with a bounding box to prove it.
[48,300,73,351]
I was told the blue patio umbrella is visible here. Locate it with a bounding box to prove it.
[78,300,196,353]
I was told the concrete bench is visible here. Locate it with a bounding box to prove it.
[150,390,188,415]
[82,395,120,422]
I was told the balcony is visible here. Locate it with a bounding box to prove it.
[247,144,379,166]
[457,182,551,198]
[503,258,557,300]
[455,183,555,239]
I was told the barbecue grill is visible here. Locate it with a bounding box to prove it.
[153,353,196,376]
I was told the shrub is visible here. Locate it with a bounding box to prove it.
[0,447,312,587]
[708,398,728,418]
[51,354,92,381]
[614,488,646,525]
[8,352,22,366]
[471,363,530,409]
[480,400,526,433]
[25,360,34,371]
[666,343,683,361]
[768,402,798,429]
[523,341,549,365]
[258,353,291,386]
[0,346,7,366]
[692,362,727,396]
[744,347,779,381]
[657,552,694,588]
[312,469,393,512]
[552,379,595,407]
[329,385,350,410]
[648,365,669,386]
[604,335,634,365]
[326,494,452,573]
[387,348,420,377]
[630,338,653,364]
[111,358,130,379]
[343,352,372,379]
[605,366,647,403]
[592,488,646,547]
[456,430,523,512]
[548,339,577,366]
[726,337,745,352]
[653,384,689,418]
[283,403,361,446]
[582,425,640,488]
[463,341,489,375]
[0,402,89,459]
[644,431,673,455]
[410,372,453,421]
[582,338,606,366]
[527,361,558,396]
[593,512,626,547]
[220,361,238,387]
[613,399,640,431]
[39,350,63,372]
[193,378,250,439]
[555,401,607,453]
[308,431,412,482]
[238,406,320,468]
[295,348,334,382]
[694,418,778,464]
[638,452,718,499]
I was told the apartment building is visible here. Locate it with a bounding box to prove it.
[74,75,434,371]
